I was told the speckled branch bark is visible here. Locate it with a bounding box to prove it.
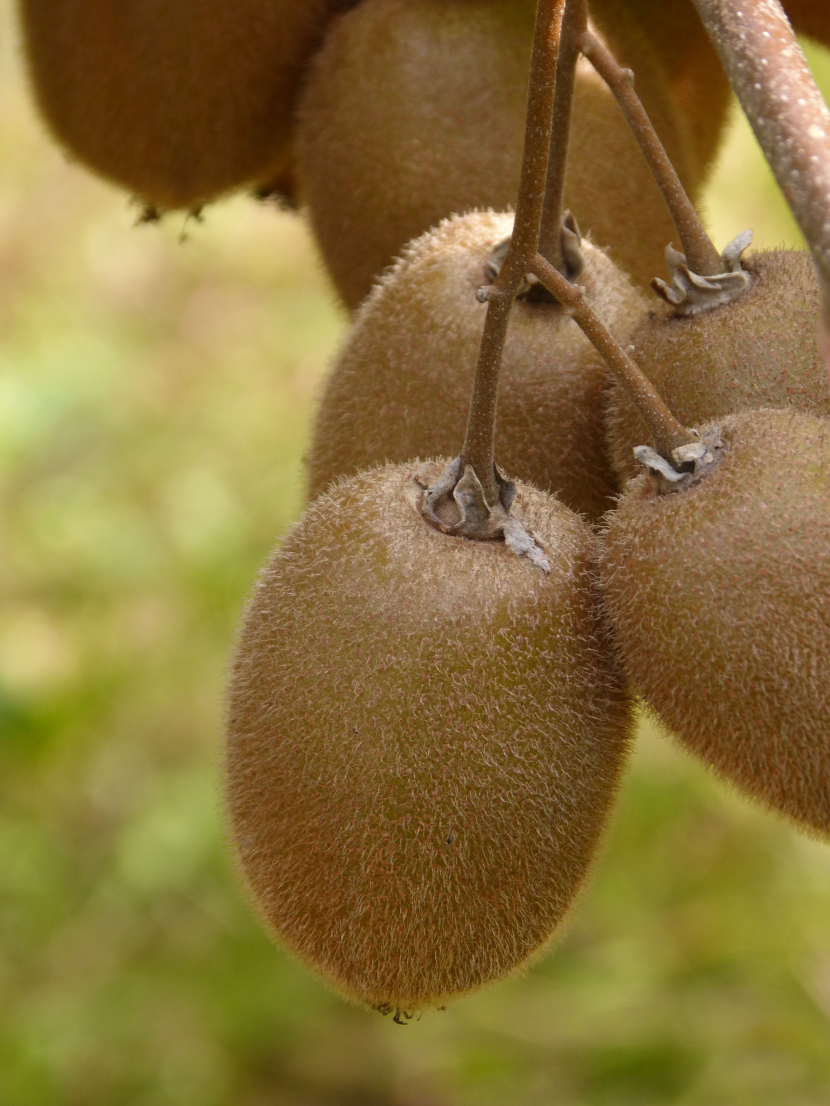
[692,0,830,324]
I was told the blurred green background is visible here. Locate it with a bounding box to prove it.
[2,4,830,1103]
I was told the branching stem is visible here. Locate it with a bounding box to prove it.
[538,0,587,265]
[692,0,830,325]
[579,30,723,277]
[528,254,695,456]
[458,0,703,503]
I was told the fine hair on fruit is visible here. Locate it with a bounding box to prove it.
[602,408,830,835]
[604,249,830,484]
[19,0,353,209]
[227,461,632,1010]
[307,209,647,521]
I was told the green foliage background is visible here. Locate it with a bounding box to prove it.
[1,4,830,1102]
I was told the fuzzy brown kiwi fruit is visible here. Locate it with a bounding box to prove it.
[602,408,830,835]
[780,0,830,47]
[227,461,632,1011]
[296,0,712,309]
[306,210,646,522]
[18,0,355,209]
[604,250,830,485]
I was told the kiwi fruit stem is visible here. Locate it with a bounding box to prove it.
[438,0,699,511]
[578,29,722,280]
[692,0,830,320]
[429,0,565,522]
[538,0,586,267]
[529,253,695,458]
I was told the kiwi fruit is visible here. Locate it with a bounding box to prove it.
[780,0,830,46]
[227,461,632,1010]
[306,210,647,522]
[19,0,354,209]
[604,250,830,485]
[296,0,713,308]
[602,408,830,835]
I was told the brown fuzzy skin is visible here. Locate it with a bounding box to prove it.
[605,251,830,485]
[227,463,632,1010]
[19,0,353,208]
[296,0,712,309]
[602,409,830,836]
[306,211,647,522]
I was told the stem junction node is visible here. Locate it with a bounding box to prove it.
[483,212,585,302]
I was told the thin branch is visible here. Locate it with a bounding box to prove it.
[528,253,696,457]
[692,0,830,324]
[579,30,723,278]
[538,0,587,266]
[459,0,564,503]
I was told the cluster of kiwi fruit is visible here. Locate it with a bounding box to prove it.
[18,0,830,1016]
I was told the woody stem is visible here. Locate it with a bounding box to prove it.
[459,0,565,502]
[528,253,696,457]
[537,0,587,266]
[579,30,723,277]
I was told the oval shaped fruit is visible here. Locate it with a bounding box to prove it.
[19,0,352,208]
[602,408,830,835]
[604,250,830,484]
[228,462,632,1010]
[307,210,647,522]
[297,0,713,308]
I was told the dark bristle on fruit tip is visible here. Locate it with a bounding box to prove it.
[19,0,347,208]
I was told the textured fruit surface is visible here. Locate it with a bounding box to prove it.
[297,0,709,307]
[605,251,830,484]
[602,409,830,835]
[227,463,632,1010]
[307,211,647,521]
[20,0,351,208]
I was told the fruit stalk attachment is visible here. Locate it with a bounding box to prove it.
[578,30,720,279]
[692,0,830,335]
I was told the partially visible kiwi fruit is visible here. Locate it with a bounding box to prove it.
[19,0,355,209]
[604,250,830,485]
[306,210,647,522]
[296,0,712,308]
[619,0,731,175]
[780,0,830,47]
[227,461,632,1011]
[602,408,830,835]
